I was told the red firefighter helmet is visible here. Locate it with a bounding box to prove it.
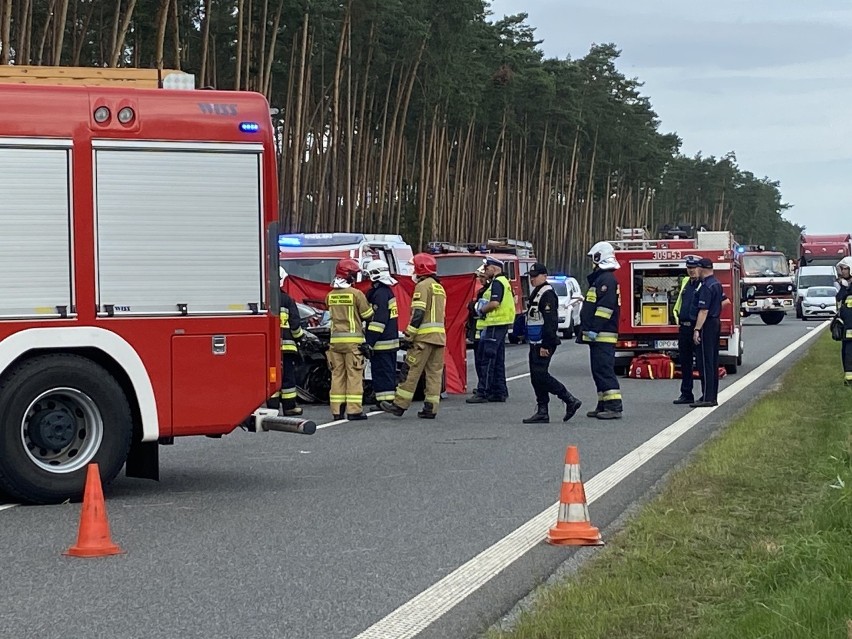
[411,253,438,277]
[335,258,361,282]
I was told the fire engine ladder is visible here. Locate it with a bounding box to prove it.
[486,238,536,258]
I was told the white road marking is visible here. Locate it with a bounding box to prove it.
[0,503,19,512]
[353,322,829,638]
[506,372,531,382]
[316,410,384,430]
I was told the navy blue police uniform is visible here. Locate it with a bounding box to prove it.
[695,262,724,405]
[579,267,622,417]
[366,282,400,406]
[673,256,702,403]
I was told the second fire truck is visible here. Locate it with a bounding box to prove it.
[609,228,744,375]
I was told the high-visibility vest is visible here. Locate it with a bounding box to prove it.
[482,275,515,327]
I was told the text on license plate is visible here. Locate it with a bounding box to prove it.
[655,340,679,349]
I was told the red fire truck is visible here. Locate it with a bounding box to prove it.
[0,80,311,504]
[799,233,852,267]
[735,244,795,324]
[430,238,537,343]
[610,229,744,374]
[279,232,415,281]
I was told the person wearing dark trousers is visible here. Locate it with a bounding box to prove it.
[269,267,306,416]
[579,241,623,420]
[522,262,582,424]
[467,264,490,398]
[467,256,514,403]
[364,259,400,408]
[672,256,702,404]
[835,257,852,385]
[691,257,725,408]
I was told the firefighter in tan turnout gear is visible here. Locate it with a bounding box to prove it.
[380,253,446,419]
[326,258,374,421]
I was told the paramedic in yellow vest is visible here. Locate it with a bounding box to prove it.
[467,264,490,397]
[272,267,305,416]
[325,258,374,420]
[467,256,514,403]
[671,255,702,405]
[380,253,446,419]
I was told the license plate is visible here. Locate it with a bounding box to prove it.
[655,340,679,349]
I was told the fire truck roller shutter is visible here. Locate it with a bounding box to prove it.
[93,140,265,316]
[0,327,160,504]
[0,141,73,318]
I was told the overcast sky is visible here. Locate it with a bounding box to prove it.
[488,0,850,234]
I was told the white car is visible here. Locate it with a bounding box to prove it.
[801,286,837,320]
[548,276,583,339]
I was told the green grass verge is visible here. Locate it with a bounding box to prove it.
[487,333,852,639]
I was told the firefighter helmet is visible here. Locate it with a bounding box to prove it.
[836,256,852,273]
[411,253,438,277]
[335,258,361,283]
[588,241,619,271]
[365,259,397,285]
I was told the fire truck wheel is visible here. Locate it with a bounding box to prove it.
[759,311,785,325]
[0,354,133,505]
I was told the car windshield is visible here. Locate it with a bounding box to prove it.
[280,258,339,283]
[797,275,835,289]
[548,281,569,296]
[435,255,483,276]
[806,287,837,298]
[742,255,789,277]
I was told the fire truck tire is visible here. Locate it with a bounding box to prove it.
[0,354,133,505]
[759,311,785,325]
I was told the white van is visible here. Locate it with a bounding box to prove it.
[547,275,584,339]
[795,265,836,318]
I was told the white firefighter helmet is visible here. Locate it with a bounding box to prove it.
[364,259,397,285]
[588,241,620,270]
[836,256,852,273]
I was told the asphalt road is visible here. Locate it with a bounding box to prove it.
[0,316,824,639]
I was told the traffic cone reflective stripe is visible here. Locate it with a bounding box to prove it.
[64,464,123,558]
[547,445,604,546]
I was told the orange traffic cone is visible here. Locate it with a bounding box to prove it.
[547,446,604,546]
[64,464,123,558]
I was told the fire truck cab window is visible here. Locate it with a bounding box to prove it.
[435,256,484,276]
[742,255,788,277]
[505,261,516,280]
[280,258,339,283]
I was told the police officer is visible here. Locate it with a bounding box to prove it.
[364,259,400,408]
[834,256,852,385]
[691,257,724,407]
[579,241,623,419]
[467,256,514,403]
[523,262,583,424]
[326,258,374,420]
[273,267,306,416]
[467,264,490,397]
[381,253,446,419]
[672,256,702,404]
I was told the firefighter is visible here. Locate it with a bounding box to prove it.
[380,253,446,419]
[671,255,702,405]
[271,267,305,416]
[691,257,724,407]
[467,256,514,403]
[579,241,623,419]
[523,262,583,424]
[467,264,490,397]
[364,259,400,408]
[326,258,374,420]
[835,257,852,385]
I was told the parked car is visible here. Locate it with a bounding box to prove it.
[548,275,583,339]
[795,265,836,317]
[801,286,838,321]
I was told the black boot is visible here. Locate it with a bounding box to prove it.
[347,412,368,421]
[561,396,583,422]
[379,401,405,417]
[586,403,604,418]
[523,404,549,424]
[417,402,437,419]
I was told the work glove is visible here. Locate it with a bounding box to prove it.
[358,343,374,359]
[399,334,414,350]
[586,330,598,341]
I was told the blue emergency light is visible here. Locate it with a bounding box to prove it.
[736,245,746,254]
[239,122,260,133]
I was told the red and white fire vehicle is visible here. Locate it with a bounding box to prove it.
[279,232,414,281]
[0,79,309,504]
[735,244,795,324]
[610,228,744,374]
